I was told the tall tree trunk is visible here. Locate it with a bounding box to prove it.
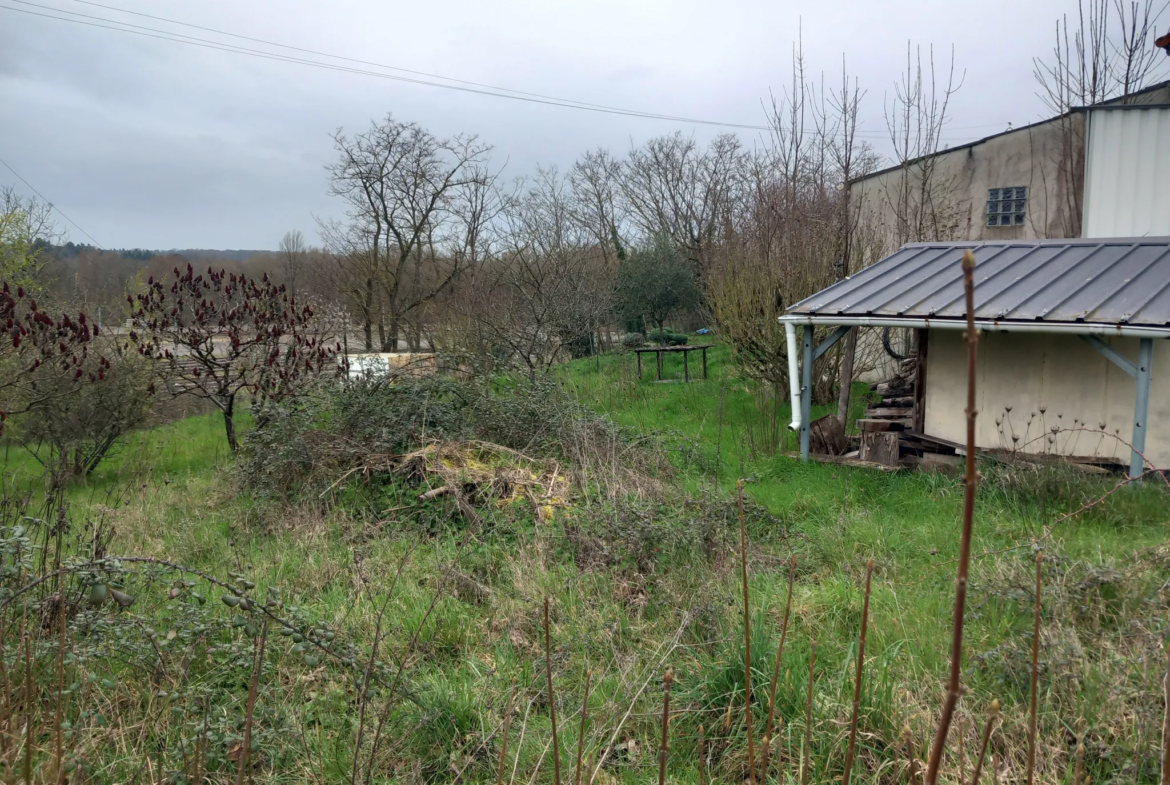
[387,315,400,353]
[222,394,239,453]
[362,278,374,351]
[836,328,857,428]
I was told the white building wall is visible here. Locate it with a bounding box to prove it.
[923,330,1170,467]
[1083,106,1170,238]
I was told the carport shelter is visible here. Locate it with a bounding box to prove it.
[779,238,1170,478]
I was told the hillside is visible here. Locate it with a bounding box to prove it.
[0,348,1165,783]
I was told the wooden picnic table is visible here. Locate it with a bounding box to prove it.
[632,344,713,382]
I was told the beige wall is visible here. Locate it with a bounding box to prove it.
[923,330,1170,467]
[850,84,1170,252]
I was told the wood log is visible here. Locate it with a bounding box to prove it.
[864,407,915,419]
[809,413,848,456]
[859,432,900,467]
[417,486,451,501]
[879,396,915,407]
[857,419,908,432]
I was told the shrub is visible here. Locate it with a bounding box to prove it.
[648,328,688,346]
[621,332,647,349]
[16,337,156,476]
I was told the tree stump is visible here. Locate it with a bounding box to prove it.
[859,431,900,467]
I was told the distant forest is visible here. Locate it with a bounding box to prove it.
[52,242,276,262]
[37,242,283,322]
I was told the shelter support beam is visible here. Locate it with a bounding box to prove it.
[1079,335,1154,479]
[1080,335,1137,377]
[800,326,813,461]
[1132,338,1154,479]
[798,325,851,461]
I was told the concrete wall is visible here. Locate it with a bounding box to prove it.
[850,84,1170,252]
[923,330,1170,467]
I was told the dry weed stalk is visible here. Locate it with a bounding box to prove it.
[801,639,817,785]
[762,556,796,780]
[698,724,706,785]
[575,670,591,785]
[544,597,562,785]
[1027,551,1042,785]
[658,668,673,785]
[53,594,67,783]
[235,616,269,785]
[969,700,998,785]
[959,718,965,785]
[738,478,757,785]
[1074,740,1084,785]
[498,680,517,785]
[842,558,875,785]
[351,548,412,785]
[1163,639,1170,785]
[925,248,979,785]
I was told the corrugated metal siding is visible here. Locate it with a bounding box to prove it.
[1083,106,1170,238]
[785,239,1170,327]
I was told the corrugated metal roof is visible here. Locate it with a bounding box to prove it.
[785,238,1170,327]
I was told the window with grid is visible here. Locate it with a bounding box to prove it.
[987,187,1027,226]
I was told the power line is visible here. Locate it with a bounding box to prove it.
[1,1,776,131]
[0,155,104,248]
[4,0,1008,140]
[63,0,1019,136]
[69,0,640,113]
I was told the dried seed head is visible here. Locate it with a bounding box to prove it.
[989,699,1000,714]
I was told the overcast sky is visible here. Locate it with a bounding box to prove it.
[0,0,1162,250]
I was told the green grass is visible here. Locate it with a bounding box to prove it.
[1,353,1167,784]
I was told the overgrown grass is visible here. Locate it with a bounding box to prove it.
[0,352,1166,783]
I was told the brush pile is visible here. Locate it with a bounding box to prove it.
[241,375,667,512]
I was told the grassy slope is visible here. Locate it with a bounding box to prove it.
[5,350,1167,783]
[560,345,1170,776]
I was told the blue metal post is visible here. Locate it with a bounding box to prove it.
[800,325,813,461]
[1130,337,1153,479]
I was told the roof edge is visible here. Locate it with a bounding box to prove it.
[848,79,1170,187]
[777,314,1170,338]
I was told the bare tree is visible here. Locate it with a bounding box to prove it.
[452,170,613,380]
[278,229,307,300]
[706,42,878,413]
[326,115,493,352]
[881,43,965,246]
[621,132,745,271]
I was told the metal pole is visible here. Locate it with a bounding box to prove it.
[800,325,813,461]
[1130,337,1154,479]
